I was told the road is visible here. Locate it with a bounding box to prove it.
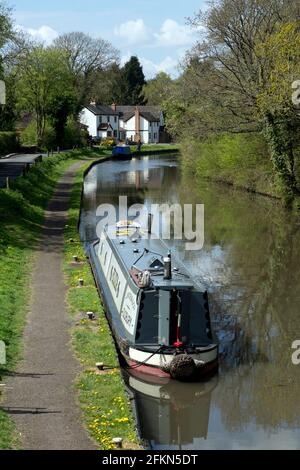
[0,154,43,188]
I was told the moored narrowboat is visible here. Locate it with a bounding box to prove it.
[112,144,132,158]
[88,220,218,381]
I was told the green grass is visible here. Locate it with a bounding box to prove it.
[63,164,140,450]
[0,147,107,449]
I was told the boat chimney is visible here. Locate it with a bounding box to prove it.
[164,252,172,280]
[147,213,153,234]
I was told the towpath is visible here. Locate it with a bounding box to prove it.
[3,162,96,450]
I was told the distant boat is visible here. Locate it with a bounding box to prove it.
[112,144,132,157]
[88,220,218,381]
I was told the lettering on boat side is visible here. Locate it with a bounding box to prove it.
[291,340,300,365]
[0,340,6,365]
[110,266,121,297]
[106,254,127,311]
[121,287,138,335]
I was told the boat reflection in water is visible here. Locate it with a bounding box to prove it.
[123,368,218,449]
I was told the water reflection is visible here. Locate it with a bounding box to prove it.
[123,369,217,449]
[80,154,300,449]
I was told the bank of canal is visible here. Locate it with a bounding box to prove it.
[0,148,139,450]
[80,154,300,450]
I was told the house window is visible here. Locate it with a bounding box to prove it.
[107,131,112,137]
[154,132,157,140]
[107,116,110,123]
[149,134,152,141]
[113,130,117,138]
[114,116,117,123]
[99,116,102,124]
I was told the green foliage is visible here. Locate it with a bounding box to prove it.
[143,72,174,105]
[20,118,87,150]
[0,2,13,50]
[165,2,300,200]
[256,23,300,117]
[15,46,75,148]
[19,120,55,150]
[64,118,88,149]
[121,56,146,105]
[0,131,18,155]
[181,134,279,196]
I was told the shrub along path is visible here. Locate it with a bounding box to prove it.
[2,162,96,450]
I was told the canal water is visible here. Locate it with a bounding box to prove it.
[80,154,300,450]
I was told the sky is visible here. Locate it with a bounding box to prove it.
[11,0,206,78]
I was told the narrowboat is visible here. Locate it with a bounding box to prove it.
[112,144,132,158]
[88,220,218,381]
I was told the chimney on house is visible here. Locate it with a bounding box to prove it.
[90,100,96,106]
[135,106,141,142]
[111,103,117,112]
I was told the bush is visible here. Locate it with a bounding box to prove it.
[180,133,277,196]
[63,118,88,149]
[0,131,18,156]
[20,121,56,151]
[101,137,115,148]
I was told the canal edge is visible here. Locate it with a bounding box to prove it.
[63,157,142,450]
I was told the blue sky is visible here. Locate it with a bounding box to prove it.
[12,0,206,78]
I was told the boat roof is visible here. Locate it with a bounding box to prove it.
[104,225,202,290]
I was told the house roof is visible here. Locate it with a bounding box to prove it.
[85,104,162,122]
[117,106,161,122]
[86,104,119,116]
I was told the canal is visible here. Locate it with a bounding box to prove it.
[80,154,300,450]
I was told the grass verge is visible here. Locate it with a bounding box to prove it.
[0,147,109,449]
[63,162,140,450]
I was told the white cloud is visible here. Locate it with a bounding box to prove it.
[140,56,179,79]
[114,18,196,48]
[17,25,59,45]
[114,19,151,45]
[155,19,195,47]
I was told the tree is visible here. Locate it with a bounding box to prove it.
[92,62,125,105]
[16,46,75,148]
[143,72,174,105]
[53,32,119,108]
[0,2,17,129]
[255,23,300,197]
[121,56,146,105]
[169,0,300,198]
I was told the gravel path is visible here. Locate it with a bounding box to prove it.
[3,162,96,450]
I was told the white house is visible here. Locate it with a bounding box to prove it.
[80,103,165,144]
[80,104,119,140]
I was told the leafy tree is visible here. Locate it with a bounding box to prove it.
[15,46,75,148]
[143,72,174,105]
[166,0,300,199]
[0,2,17,130]
[92,62,125,105]
[54,32,119,109]
[121,56,146,105]
[255,23,300,197]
